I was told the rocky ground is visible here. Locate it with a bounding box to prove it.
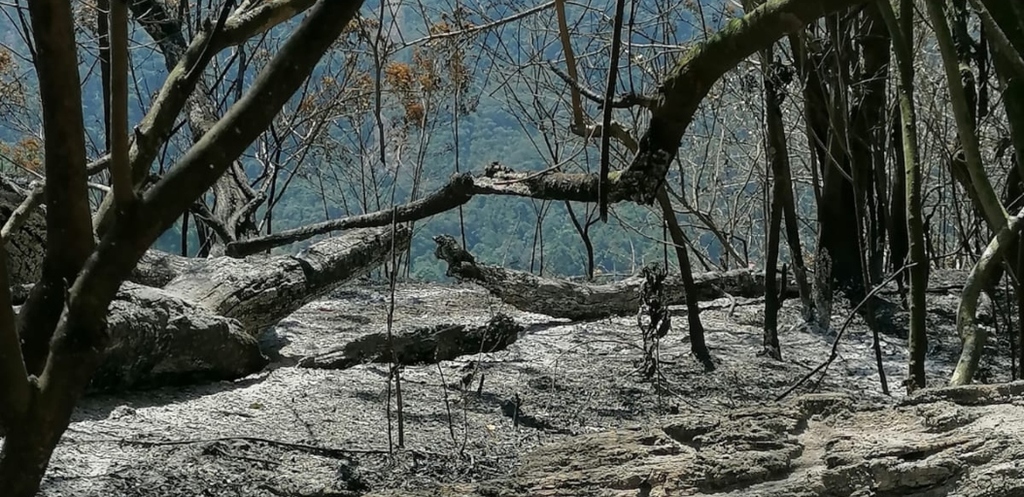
[36,272,1024,496]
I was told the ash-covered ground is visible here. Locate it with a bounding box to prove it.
[36,271,1013,496]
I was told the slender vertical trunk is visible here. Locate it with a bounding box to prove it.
[928,0,1010,384]
[879,0,928,391]
[657,189,711,366]
[888,111,909,299]
[760,42,789,360]
[984,0,1024,379]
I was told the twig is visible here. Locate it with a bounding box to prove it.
[80,435,389,458]
[398,1,556,50]
[599,0,628,222]
[775,264,912,402]
[547,62,657,110]
[436,362,459,447]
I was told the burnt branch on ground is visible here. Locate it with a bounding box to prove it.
[298,313,522,370]
[432,234,796,320]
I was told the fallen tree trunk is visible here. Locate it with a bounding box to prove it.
[298,313,522,370]
[2,167,412,391]
[432,234,789,320]
[89,226,412,389]
[90,282,268,391]
[0,176,45,286]
[165,226,410,332]
[130,250,196,288]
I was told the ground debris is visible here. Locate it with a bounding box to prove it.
[38,281,1021,496]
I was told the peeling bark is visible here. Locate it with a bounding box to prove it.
[166,226,411,332]
[104,226,407,389]
[90,282,269,391]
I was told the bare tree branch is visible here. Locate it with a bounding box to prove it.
[226,160,682,257]
[122,0,365,252]
[95,0,325,234]
[0,183,42,240]
[623,0,869,203]
[548,62,657,110]
[109,0,137,211]
[398,1,556,49]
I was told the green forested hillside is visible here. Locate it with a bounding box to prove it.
[0,0,759,280]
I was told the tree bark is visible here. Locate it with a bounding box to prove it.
[0,177,44,286]
[90,282,269,391]
[4,223,408,393]
[165,226,410,332]
[656,189,712,364]
[952,209,1024,385]
[759,43,788,361]
[433,234,789,320]
[878,0,928,391]
[298,314,522,370]
[90,226,410,390]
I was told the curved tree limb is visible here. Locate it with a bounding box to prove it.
[623,0,868,203]
[951,208,1024,385]
[225,0,867,259]
[970,0,1024,83]
[925,0,1008,229]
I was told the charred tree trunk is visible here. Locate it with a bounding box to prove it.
[164,227,408,332]
[985,0,1024,378]
[98,226,411,389]
[432,234,790,321]
[851,3,891,288]
[7,217,410,391]
[791,21,863,298]
[299,314,522,370]
[848,3,890,395]
[760,46,791,361]
[657,189,712,365]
